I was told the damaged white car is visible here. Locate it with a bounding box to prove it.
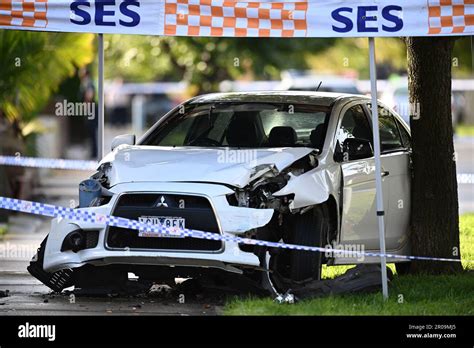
[28,91,412,294]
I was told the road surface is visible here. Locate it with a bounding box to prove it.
[0,216,226,315]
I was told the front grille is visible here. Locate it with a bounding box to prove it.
[106,193,222,252]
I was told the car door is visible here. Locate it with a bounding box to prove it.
[366,103,412,251]
[336,103,383,250]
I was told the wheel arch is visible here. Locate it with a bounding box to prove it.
[324,194,339,245]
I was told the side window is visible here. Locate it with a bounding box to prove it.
[368,104,404,153]
[336,104,373,146]
[396,119,411,149]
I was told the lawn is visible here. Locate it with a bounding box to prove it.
[224,214,474,315]
[456,124,474,137]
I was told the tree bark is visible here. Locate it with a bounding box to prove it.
[405,37,462,274]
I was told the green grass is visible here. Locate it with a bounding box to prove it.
[460,214,474,270]
[456,124,474,137]
[224,214,474,316]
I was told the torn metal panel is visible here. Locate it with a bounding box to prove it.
[100,146,314,188]
[273,165,341,210]
[213,196,274,233]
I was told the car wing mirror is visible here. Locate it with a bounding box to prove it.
[111,134,136,151]
[342,138,374,161]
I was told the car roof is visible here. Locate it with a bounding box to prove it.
[188,91,367,107]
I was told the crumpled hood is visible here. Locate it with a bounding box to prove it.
[100,145,314,188]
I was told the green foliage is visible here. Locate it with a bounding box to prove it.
[452,36,474,77]
[0,31,95,136]
[307,38,407,79]
[0,224,7,238]
[224,214,474,315]
[104,35,335,92]
[306,37,472,79]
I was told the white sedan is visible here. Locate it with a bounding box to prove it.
[28,91,412,294]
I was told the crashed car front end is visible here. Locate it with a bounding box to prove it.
[43,180,271,274]
[43,144,337,267]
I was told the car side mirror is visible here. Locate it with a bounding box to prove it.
[111,134,135,151]
[342,138,373,161]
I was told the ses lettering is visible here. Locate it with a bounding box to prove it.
[332,5,403,33]
[70,0,140,27]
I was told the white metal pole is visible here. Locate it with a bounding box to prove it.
[368,37,389,300]
[97,33,105,160]
[131,94,146,136]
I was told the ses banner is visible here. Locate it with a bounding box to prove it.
[0,0,473,38]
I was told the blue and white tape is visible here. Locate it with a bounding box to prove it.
[0,196,469,264]
[0,156,97,171]
[2,155,474,187]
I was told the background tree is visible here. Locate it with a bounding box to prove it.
[0,31,94,202]
[104,36,336,93]
[406,37,463,274]
[0,31,95,140]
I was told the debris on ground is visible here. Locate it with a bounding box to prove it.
[274,290,296,304]
[37,264,393,306]
[291,264,394,300]
[147,284,173,298]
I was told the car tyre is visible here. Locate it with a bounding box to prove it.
[259,204,329,295]
[289,205,328,282]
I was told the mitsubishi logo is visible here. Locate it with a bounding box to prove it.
[156,196,168,208]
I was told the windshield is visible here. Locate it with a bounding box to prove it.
[141,102,330,150]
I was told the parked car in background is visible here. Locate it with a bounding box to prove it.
[381,77,467,127]
[277,70,362,95]
[105,81,187,129]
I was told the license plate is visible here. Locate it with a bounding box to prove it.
[138,216,185,238]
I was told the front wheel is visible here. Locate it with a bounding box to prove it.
[289,206,327,282]
[261,205,329,294]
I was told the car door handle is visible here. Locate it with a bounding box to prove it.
[381,171,390,177]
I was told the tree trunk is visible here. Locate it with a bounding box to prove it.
[405,37,462,274]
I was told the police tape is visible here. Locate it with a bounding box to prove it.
[0,196,470,264]
[0,156,97,171]
[2,155,474,186]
